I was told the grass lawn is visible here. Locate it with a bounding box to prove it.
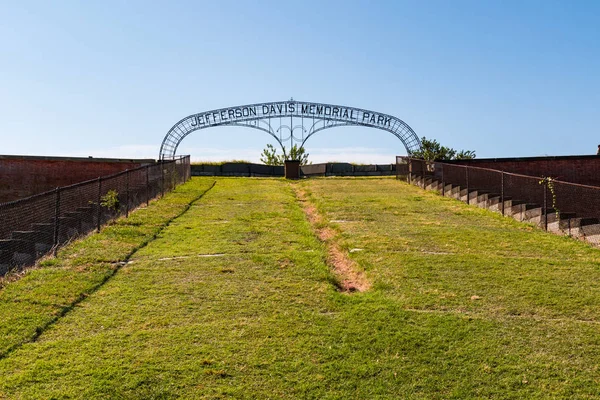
[1,177,600,398]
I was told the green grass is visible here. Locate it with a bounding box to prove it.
[2,177,600,398]
[0,179,216,360]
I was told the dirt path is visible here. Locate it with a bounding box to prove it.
[293,185,370,293]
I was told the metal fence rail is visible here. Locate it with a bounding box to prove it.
[0,155,190,275]
[398,157,600,242]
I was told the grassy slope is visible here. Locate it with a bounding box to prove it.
[302,178,600,397]
[0,179,216,360]
[1,177,600,398]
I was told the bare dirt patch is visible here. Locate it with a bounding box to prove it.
[294,186,371,293]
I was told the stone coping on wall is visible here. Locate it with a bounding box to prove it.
[0,154,156,164]
[445,154,600,164]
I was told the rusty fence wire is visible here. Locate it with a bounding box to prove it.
[398,157,600,238]
[0,155,190,276]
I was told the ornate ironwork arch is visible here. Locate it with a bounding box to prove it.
[159,100,421,159]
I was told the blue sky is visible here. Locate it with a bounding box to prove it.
[1,1,598,163]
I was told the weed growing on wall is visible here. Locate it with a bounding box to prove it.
[100,189,120,212]
[539,176,559,220]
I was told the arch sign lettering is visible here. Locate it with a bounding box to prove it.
[159,100,421,159]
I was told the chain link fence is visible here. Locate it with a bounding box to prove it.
[398,157,600,243]
[0,156,190,276]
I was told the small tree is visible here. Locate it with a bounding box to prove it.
[412,137,476,161]
[260,144,281,166]
[260,144,309,166]
[287,144,310,165]
[455,149,476,160]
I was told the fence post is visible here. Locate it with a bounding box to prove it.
[187,156,191,181]
[441,163,445,196]
[125,169,130,218]
[53,187,60,256]
[501,172,505,216]
[171,162,176,190]
[161,162,165,198]
[96,177,102,232]
[407,159,412,184]
[422,161,426,189]
[466,167,470,205]
[543,182,548,231]
[146,166,150,207]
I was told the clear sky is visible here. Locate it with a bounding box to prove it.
[1,1,598,163]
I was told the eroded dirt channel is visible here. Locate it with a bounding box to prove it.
[293,185,370,293]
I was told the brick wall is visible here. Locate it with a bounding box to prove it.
[449,155,600,187]
[0,155,155,203]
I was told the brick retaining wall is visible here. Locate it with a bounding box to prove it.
[0,155,155,203]
[448,155,600,187]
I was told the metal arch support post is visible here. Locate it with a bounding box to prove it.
[231,123,287,156]
[299,123,415,154]
[300,121,354,147]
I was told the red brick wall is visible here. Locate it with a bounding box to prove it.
[0,156,155,203]
[450,156,600,187]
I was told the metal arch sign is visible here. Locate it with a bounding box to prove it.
[159,100,421,159]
